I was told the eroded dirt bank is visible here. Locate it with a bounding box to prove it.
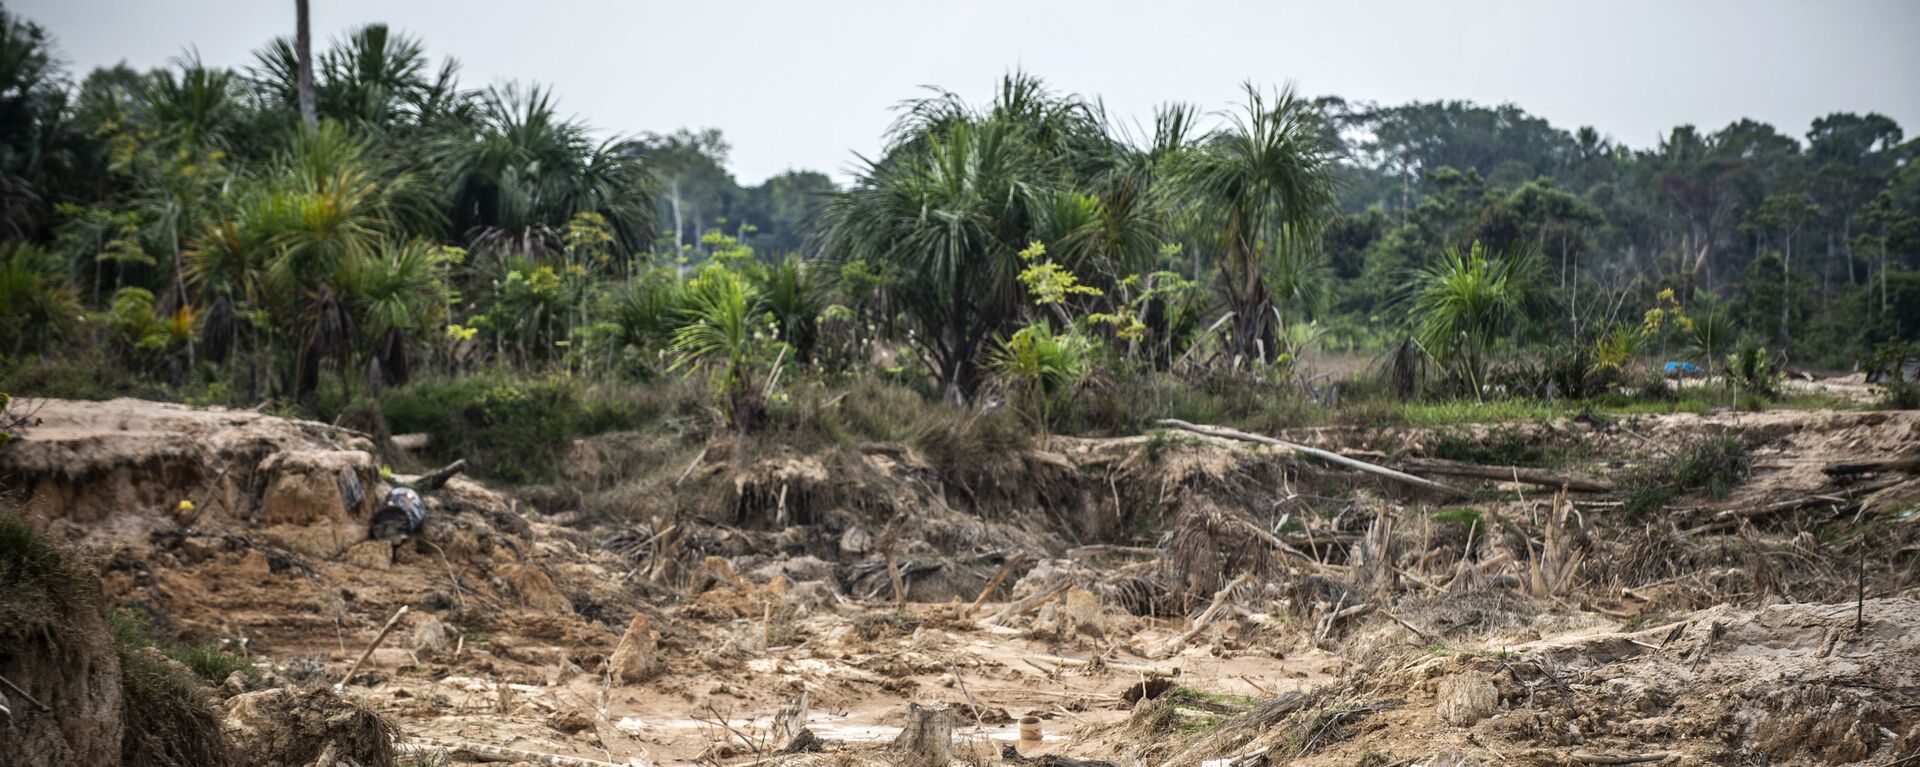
[2,397,1917,766]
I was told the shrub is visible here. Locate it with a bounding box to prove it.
[1727,344,1780,399]
[1619,433,1748,515]
[381,375,587,483]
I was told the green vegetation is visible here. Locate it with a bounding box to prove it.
[0,6,1914,481]
[1621,434,1750,515]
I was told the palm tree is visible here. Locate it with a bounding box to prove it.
[352,239,447,387]
[815,72,1126,401]
[1406,242,1540,400]
[427,84,652,260]
[1177,84,1336,364]
[670,268,761,428]
[0,242,82,355]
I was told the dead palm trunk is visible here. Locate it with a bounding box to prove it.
[295,0,317,129]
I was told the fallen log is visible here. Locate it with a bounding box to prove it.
[1823,455,1920,477]
[400,738,641,767]
[1155,419,1471,499]
[1571,751,1671,765]
[1398,456,1613,493]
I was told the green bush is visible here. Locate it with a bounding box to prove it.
[381,375,588,483]
[1620,433,1748,515]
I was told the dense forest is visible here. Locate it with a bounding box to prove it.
[3,6,1918,477]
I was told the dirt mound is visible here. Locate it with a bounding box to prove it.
[224,687,394,767]
[1098,598,1920,767]
[0,515,126,766]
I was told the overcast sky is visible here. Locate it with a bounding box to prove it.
[15,0,1920,185]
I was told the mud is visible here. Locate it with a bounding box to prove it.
[1,396,1916,766]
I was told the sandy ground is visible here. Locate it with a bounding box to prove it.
[3,396,1917,766]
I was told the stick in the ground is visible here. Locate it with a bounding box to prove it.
[336,605,409,690]
[672,447,709,488]
[1157,572,1255,657]
[964,553,1028,619]
[1155,419,1471,498]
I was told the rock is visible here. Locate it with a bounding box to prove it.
[839,525,873,555]
[609,614,660,683]
[496,561,573,613]
[1436,673,1500,726]
[1059,587,1108,636]
[410,615,451,658]
[340,540,392,570]
[546,707,595,734]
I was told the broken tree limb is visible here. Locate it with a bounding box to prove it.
[416,459,467,492]
[964,552,1029,619]
[1157,572,1254,657]
[1570,751,1671,765]
[1823,455,1920,477]
[336,605,408,690]
[1315,600,1375,643]
[1398,456,1613,493]
[1155,419,1471,499]
[1030,654,1176,676]
[983,580,1074,626]
[399,738,642,767]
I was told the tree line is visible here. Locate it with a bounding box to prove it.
[3,6,1917,433]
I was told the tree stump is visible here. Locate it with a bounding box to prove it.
[891,703,953,767]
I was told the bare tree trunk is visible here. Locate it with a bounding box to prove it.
[295,0,317,129]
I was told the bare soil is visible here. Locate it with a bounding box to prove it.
[2,395,1917,766]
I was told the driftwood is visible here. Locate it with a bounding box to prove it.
[1031,653,1176,676]
[1571,752,1671,765]
[1155,419,1471,498]
[1823,455,1920,477]
[1157,572,1255,657]
[1399,456,1613,493]
[400,738,641,767]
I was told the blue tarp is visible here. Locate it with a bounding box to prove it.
[1663,361,1701,374]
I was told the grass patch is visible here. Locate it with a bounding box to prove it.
[1620,433,1749,515]
[1430,507,1483,530]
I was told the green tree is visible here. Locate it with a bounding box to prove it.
[1178,84,1336,363]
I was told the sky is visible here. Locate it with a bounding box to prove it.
[14,0,1920,185]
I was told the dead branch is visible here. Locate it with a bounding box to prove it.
[965,553,1029,619]
[1571,751,1671,765]
[1157,572,1255,657]
[1399,456,1613,493]
[335,605,409,690]
[1823,455,1920,477]
[983,580,1074,625]
[1156,419,1471,498]
[398,738,638,767]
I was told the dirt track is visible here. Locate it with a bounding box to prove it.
[2,397,1917,766]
